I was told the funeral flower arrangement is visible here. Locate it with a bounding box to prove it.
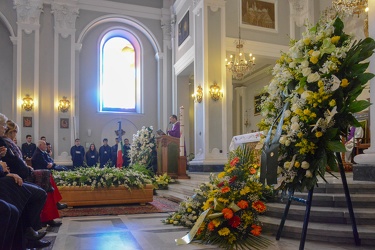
[258,15,375,192]
[129,126,156,166]
[154,173,175,189]
[164,147,272,250]
[53,167,152,190]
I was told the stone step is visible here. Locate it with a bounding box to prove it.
[275,193,375,208]
[260,216,375,246]
[266,203,375,225]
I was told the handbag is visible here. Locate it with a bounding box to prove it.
[27,169,54,193]
[260,102,289,185]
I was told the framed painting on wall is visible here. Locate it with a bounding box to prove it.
[23,117,32,127]
[178,11,189,46]
[60,118,69,129]
[241,0,278,33]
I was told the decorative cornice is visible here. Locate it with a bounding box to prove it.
[13,0,43,34]
[51,0,79,38]
[288,0,310,27]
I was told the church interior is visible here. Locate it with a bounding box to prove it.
[1,0,375,249]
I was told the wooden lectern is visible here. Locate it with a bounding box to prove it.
[156,135,189,179]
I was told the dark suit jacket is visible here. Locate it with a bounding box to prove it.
[21,142,36,159]
[31,147,53,170]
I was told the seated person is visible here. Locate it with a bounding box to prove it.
[0,199,19,250]
[345,126,364,163]
[2,120,67,228]
[32,140,68,171]
[1,158,50,249]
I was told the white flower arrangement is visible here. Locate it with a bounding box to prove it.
[52,167,152,190]
[129,126,156,166]
[259,15,375,192]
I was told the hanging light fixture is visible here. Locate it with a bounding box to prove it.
[332,0,368,16]
[225,2,255,80]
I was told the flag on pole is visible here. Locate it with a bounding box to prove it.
[116,121,123,168]
[116,140,123,168]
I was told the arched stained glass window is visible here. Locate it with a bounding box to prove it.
[100,32,139,113]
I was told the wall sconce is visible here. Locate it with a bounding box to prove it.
[209,82,223,101]
[192,85,203,103]
[22,94,34,111]
[58,96,70,113]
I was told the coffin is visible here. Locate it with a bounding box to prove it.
[58,184,154,207]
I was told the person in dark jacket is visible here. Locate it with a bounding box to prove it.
[122,138,131,167]
[70,139,85,169]
[21,134,36,162]
[99,138,111,168]
[85,143,99,167]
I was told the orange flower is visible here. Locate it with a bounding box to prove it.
[237,200,249,209]
[251,224,262,236]
[252,200,266,213]
[222,208,234,219]
[250,168,257,175]
[207,221,215,231]
[221,186,230,194]
[230,157,240,166]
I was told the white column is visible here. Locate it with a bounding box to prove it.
[354,0,375,164]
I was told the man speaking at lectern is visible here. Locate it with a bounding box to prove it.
[167,115,180,138]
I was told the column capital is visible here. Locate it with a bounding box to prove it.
[51,0,79,38]
[13,0,43,34]
[288,0,311,27]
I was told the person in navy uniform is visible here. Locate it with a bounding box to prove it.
[21,134,36,162]
[85,143,99,167]
[99,138,111,168]
[111,138,119,167]
[70,139,85,168]
[122,138,131,167]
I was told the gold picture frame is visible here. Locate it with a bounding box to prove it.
[241,0,278,33]
[60,118,69,129]
[23,117,32,127]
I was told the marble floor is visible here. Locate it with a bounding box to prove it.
[42,213,373,250]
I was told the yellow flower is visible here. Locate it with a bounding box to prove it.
[218,227,230,236]
[187,207,192,213]
[318,80,324,88]
[303,38,311,45]
[303,109,311,115]
[294,161,300,168]
[240,186,251,195]
[341,78,349,87]
[308,49,314,55]
[315,131,323,138]
[218,198,229,204]
[331,36,340,44]
[329,99,336,107]
[217,172,226,179]
[203,198,214,210]
[212,219,221,227]
[310,56,318,64]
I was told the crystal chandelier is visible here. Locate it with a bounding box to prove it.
[225,28,255,80]
[332,0,368,16]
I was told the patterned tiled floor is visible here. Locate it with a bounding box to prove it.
[41,213,373,250]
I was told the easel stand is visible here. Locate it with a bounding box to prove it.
[276,153,361,250]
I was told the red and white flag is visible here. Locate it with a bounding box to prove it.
[116,141,123,168]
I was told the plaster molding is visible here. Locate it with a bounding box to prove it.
[288,0,310,27]
[207,0,226,12]
[51,0,79,38]
[13,0,43,34]
[78,0,161,20]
